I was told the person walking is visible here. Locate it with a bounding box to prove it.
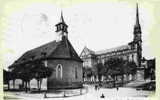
[116,87,119,91]
[95,85,98,91]
[100,93,105,98]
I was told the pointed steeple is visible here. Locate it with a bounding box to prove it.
[133,3,141,35]
[135,3,140,27]
[55,11,68,33]
[55,12,68,41]
[132,3,142,68]
[60,11,65,23]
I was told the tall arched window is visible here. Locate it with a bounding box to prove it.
[56,64,62,79]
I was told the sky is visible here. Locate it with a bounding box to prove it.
[2,1,155,70]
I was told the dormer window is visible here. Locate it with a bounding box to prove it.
[41,52,47,57]
[30,56,35,61]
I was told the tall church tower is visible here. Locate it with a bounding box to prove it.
[133,4,142,67]
[55,12,68,41]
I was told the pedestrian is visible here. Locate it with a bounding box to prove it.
[116,87,119,91]
[80,88,82,95]
[98,83,101,90]
[44,92,47,98]
[64,91,66,97]
[100,93,105,98]
[97,85,100,90]
[95,85,97,91]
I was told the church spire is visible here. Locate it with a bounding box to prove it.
[133,3,141,38]
[132,3,142,68]
[60,11,65,23]
[135,3,140,27]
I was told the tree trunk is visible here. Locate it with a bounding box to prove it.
[13,79,15,89]
[25,81,28,92]
[39,79,42,90]
[22,80,24,89]
[37,79,40,91]
[126,74,129,82]
[98,74,101,82]
[113,76,116,87]
[7,81,10,90]
[28,81,30,91]
[37,80,39,90]
[132,74,135,80]
[121,74,124,86]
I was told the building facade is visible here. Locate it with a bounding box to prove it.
[80,4,144,80]
[9,13,83,89]
[141,58,155,80]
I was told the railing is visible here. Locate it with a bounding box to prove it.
[44,86,88,98]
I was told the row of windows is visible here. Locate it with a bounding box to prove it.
[98,50,136,60]
[98,54,136,64]
[56,24,67,32]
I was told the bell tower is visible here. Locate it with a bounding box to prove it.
[55,12,68,41]
[132,3,145,81]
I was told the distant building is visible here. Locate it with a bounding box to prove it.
[80,4,144,80]
[9,13,83,89]
[142,58,155,80]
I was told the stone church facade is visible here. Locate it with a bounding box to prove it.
[80,4,144,80]
[9,13,83,89]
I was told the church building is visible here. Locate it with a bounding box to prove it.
[9,13,83,89]
[80,4,144,80]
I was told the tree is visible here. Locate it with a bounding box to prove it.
[125,61,137,75]
[83,67,93,81]
[95,63,104,82]
[124,61,137,81]
[12,64,34,92]
[10,60,53,92]
[104,58,126,87]
[3,70,12,90]
[8,67,21,90]
[31,61,53,91]
[102,57,138,87]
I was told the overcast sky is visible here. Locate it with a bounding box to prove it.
[3,2,155,69]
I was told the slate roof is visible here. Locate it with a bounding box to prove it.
[10,38,82,67]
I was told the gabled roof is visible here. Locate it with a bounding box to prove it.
[80,44,130,57]
[95,44,130,55]
[84,46,95,55]
[10,38,82,67]
[80,46,95,57]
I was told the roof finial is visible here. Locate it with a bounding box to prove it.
[60,11,65,23]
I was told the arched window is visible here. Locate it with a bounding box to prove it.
[56,64,62,79]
